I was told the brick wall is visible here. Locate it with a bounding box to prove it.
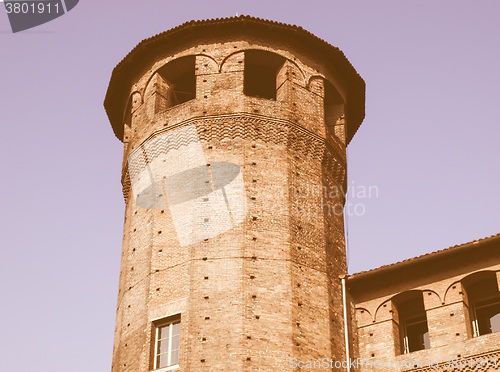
[109,34,353,372]
[350,247,500,372]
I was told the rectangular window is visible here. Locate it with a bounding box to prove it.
[154,317,181,370]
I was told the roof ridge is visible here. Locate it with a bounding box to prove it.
[350,233,500,277]
[112,15,350,78]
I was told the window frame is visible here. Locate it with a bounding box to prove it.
[394,291,431,355]
[472,295,500,337]
[152,316,181,371]
[463,271,500,338]
[401,315,430,354]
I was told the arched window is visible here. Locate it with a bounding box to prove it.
[324,81,344,127]
[393,291,430,354]
[462,271,500,337]
[243,50,285,100]
[149,55,196,112]
[324,80,345,142]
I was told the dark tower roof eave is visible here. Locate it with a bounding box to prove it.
[104,15,366,143]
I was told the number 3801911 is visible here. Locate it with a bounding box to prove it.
[5,2,61,14]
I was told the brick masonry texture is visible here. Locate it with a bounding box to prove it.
[106,20,359,372]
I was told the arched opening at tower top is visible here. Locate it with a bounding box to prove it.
[324,80,344,128]
[324,80,345,142]
[244,50,285,100]
[155,55,196,107]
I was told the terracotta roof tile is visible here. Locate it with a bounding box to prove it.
[113,15,354,74]
[350,233,500,278]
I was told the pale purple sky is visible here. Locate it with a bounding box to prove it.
[0,1,498,371]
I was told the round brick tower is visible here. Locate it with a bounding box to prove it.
[104,16,365,372]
